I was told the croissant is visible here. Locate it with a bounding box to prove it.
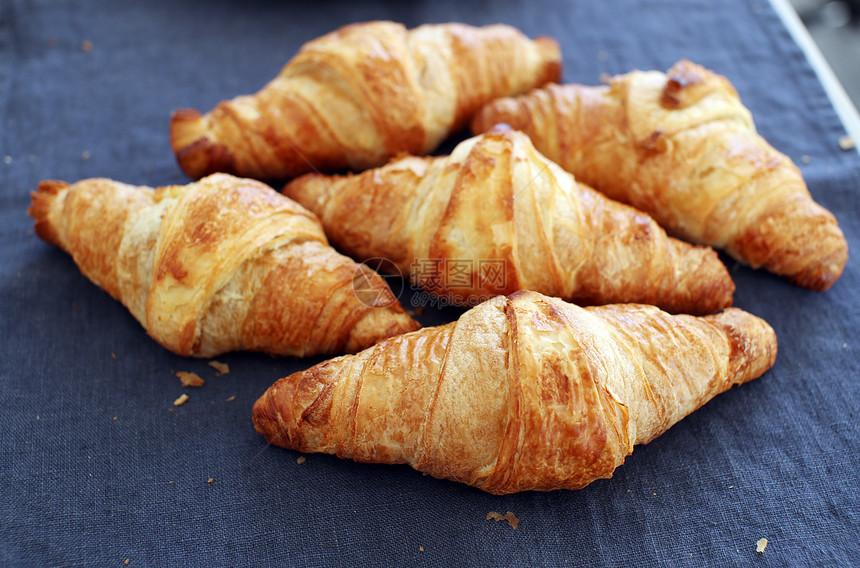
[170,20,561,181]
[284,125,734,315]
[28,173,419,357]
[254,290,776,494]
[471,59,848,291]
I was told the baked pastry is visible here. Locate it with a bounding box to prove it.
[284,125,734,315]
[253,290,777,494]
[171,20,561,181]
[28,173,419,357]
[471,59,848,291]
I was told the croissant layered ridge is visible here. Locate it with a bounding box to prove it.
[171,21,561,181]
[471,59,848,290]
[28,173,419,357]
[284,126,734,315]
[253,291,777,494]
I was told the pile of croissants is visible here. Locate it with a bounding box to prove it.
[28,21,847,494]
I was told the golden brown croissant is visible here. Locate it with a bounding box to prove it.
[170,21,561,181]
[253,290,777,494]
[471,59,848,291]
[284,125,734,315]
[28,173,419,357]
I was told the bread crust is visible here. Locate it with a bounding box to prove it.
[28,173,420,357]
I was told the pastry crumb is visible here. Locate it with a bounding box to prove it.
[111,352,116,359]
[208,360,230,375]
[800,154,810,164]
[207,478,214,484]
[81,40,93,52]
[81,150,91,161]
[173,394,189,406]
[124,559,130,566]
[296,456,306,465]
[226,396,236,402]
[486,511,519,530]
[419,546,424,552]
[839,136,855,151]
[176,371,204,387]
[756,538,768,553]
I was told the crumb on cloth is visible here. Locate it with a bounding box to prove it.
[486,511,519,530]
[208,360,230,375]
[176,371,204,387]
[173,394,189,406]
[756,538,768,553]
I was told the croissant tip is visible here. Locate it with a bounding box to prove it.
[28,180,69,247]
[169,107,204,147]
[35,179,70,195]
[251,391,272,434]
[173,136,239,180]
[708,308,778,384]
[344,310,422,354]
[281,173,334,214]
[533,35,563,84]
[686,247,736,316]
[252,388,289,447]
[787,256,848,291]
[470,101,515,136]
[170,108,237,179]
[284,171,324,189]
[171,107,203,122]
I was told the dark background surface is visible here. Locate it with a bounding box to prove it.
[1,1,859,566]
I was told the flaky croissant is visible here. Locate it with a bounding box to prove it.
[254,290,777,494]
[28,173,419,357]
[284,125,734,315]
[471,59,848,291]
[171,20,561,181]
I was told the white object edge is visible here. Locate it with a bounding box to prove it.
[770,0,860,155]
